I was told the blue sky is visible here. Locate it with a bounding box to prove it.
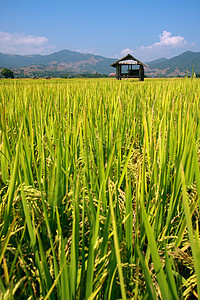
[0,0,200,61]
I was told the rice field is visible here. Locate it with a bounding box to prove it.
[0,77,200,299]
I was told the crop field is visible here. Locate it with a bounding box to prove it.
[0,77,200,299]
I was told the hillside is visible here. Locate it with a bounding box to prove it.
[0,50,115,77]
[146,51,200,77]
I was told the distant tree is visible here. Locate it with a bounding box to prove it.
[1,68,14,79]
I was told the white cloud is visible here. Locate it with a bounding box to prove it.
[0,32,56,55]
[142,31,187,50]
[118,31,193,61]
[120,48,134,56]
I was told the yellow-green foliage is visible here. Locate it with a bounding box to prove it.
[0,78,200,299]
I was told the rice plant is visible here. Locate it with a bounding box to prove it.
[0,77,200,299]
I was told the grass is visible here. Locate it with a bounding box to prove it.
[0,77,200,299]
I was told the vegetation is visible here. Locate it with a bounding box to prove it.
[0,77,200,299]
[69,73,109,78]
[1,68,14,79]
[6,70,109,79]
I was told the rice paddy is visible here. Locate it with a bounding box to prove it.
[0,77,200,299]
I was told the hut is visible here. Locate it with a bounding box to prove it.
[110,54,147,81]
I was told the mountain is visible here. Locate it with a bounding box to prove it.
[147,57,168,64]
[0,49,115,77]
[146,51,200,77]
[1,49,200,78]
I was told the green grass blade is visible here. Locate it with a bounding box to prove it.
[181,164,200,297]
[135,244,157,299]
[2,121,23,237]
[139,148,171,300]
[108,180,127,300]
[164,250,178,299]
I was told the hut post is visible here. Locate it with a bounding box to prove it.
[119,64,122,80]
[116,63,122,80]
[139,64,144,81]
[116,64,119,80]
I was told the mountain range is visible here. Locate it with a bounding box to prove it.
[146,51,200,77]
[0,49,200,78]
[0,50,114,77]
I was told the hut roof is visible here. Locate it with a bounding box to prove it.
[110,54,148,68]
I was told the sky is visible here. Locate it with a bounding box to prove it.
[0,0,200,61]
